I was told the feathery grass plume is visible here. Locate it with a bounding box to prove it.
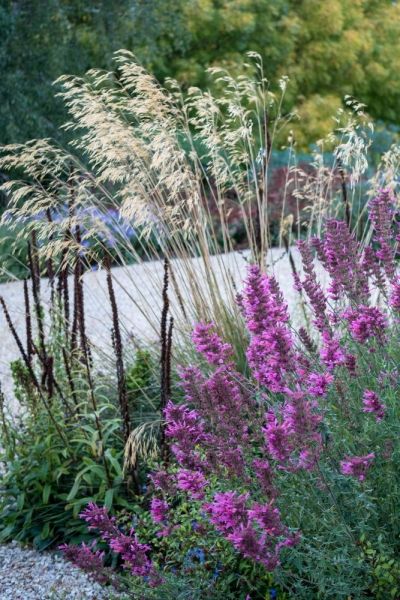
[0,51,391,362]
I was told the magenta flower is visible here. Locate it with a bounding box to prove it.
[312,220,369,302]
[297,240,329,331]
[362,390,386,421]
[204,491,249,534]
[79,502,118,540]
[176,469,207,499]
[320,332,346,370]
[242,266,294,392]
[192,322,232,365]
[150,498,169,523]
[252,458,276,497]
[340,453,375,481]
[247,502,284,536]
[390,277,400,312]
[164,401,208,468]
[59,541,109,584]
[344,305,387,344]
[149,470,174,494]
[109,531,152,577]
[369,188,397,279]
[306,372,334,397]
[262,410,292,463]
[227,524,265,563]
[282,390,322,441]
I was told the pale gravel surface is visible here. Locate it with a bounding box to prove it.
[0,542,112,599]
[0,247,326,410]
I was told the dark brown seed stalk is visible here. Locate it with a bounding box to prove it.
[162,315,174,465]
[298,327,317,354]
[105,258,130,443]
[74,226,92,365]
[71,257,80,355]
[160,258,170,412]
[45,209,55,307]
[32,341,75,415]
[159,259,172,462]
[23,279,33,366]
[57,245,70,338]
[337,159,351,228]
[62,347,78,406]
[28,234,46,362]
[72,250,112,487]
[1,296,38,387]
[166,316,174,398]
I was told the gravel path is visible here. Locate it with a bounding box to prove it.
[0,542,112,599]
[0,248,325,410]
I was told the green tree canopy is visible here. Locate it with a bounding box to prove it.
[1,0,400,147]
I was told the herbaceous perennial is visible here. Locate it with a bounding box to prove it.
[63,188,400,598]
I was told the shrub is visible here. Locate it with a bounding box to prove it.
[63,187,399,598]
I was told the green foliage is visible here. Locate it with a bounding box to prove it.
[359,536,400,599]
[2,1,400,147]
[0,359,128,549]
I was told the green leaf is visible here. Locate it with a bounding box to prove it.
[42,484,51,505]
[17,492,25,510]
[40,522,50,540]
[66,477,82,502]
[104,488,114,510]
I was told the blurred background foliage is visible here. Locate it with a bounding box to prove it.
[1,0,400,149]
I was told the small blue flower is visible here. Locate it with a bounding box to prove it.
[184,547,205,569]
[212,561,222,581]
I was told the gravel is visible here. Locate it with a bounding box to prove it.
[0,542,114,599]
[0,247,325,411]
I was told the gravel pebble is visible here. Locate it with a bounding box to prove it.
[0,542,112,599]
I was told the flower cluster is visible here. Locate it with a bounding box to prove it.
[344,305,387,344]
[362,390,386,421]
[58,542,111,585]
[242,266,294,392]
[205,492,298,570]
[192,322,232,365]
[368,188,397,280]
[64,188,399,594]
[312,220,369,302]
[150,498,169,524]
[61,503,156,583]
[340,453,375,481]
